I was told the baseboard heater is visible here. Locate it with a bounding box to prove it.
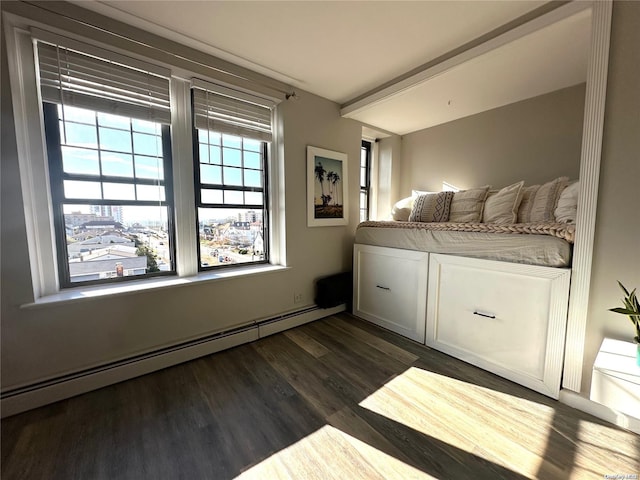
[1,304,345,417]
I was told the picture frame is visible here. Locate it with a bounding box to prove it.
[307,146,348,227]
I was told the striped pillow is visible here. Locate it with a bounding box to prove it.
[449,186,491,223]
[518,177,569,223]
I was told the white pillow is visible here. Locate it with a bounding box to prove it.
[412,189,436,197]
[482,181,525,224]
[391,196,415,221]
[554,181,580,223]
[449,186,491,223]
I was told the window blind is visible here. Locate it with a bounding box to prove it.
[192,79,275,142]
[35,34,171,124]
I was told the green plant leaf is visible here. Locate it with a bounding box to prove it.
[609,307,640,316]
[618,281,631,296]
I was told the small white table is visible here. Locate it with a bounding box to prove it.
[590,338,640,420]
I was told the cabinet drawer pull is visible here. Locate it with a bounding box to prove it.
[376,285,391,291]
[473,311,496,319]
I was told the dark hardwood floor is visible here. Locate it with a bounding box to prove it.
[2,313,639,479]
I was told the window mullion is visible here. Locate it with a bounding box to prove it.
[170,78,198,277]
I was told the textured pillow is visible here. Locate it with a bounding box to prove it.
[529,176,569,223]
[517,185,541,223]
[554,180,580,223]
[482,181,525,224]
[391,196,415,221]
[408,192,454,222]
[449,186,491,223]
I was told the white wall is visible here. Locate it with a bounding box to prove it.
[0,14,362,390]
[399,84,585,197]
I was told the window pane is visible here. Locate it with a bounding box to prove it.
[244,151,261,169]
[245,191,263,205]
[64,203,172,283]
[103,182,135,200]
[135,155,163,180]
[244,170,262,188]
[198,144,221,164]
[360,167,367,187]
[97,112,130,130]
[61,146,100,175]
[60,105,95,124]
[133,132,161,156]
[208,146,222,164]
[244,139,261,152]
[223,167,243,186]
[198,130,220,145]
[132,118,160,135]
[224,190,243,204]
[64,122,98,149]
[198,207,265,267]
[222,147,241,167]
[101,152,134,178]
[136,184,165,201]
[99,127,132,153]
[198,143,209,163]
[64,180,102,199]
[200,164,222,185]
[222,134,241,149]
[201,189,223,204]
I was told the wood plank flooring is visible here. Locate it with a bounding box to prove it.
[2,312,639,479]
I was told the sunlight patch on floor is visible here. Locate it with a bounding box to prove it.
[358,366,567,479]
[235,424,434,480]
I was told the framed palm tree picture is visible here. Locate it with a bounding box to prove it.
[307,146,348,227]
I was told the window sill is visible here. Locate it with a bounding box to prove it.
[21,264,289,309]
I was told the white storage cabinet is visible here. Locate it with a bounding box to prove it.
[426,253,571,398]
[353,244,429,343]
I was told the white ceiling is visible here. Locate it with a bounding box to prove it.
[74,1,590,136]
[345,8,591,135]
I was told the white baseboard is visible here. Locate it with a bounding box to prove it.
[559,389,640,435]
[258,304,345,337]
[1,305,345,418]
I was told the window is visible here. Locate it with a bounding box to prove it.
[360,140,372,222]
[191,81,275,270]
[36,38,175,287]
[6,22,286,297]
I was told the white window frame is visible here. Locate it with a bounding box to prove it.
[3,14,286,302]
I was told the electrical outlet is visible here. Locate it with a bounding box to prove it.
[293,292,303,304]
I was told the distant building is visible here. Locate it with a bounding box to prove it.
[67,235,135,258]
[238,210,262,223]
[91,205,123,224]
[81,220,124,230]
[65,212,104,227]
[68,245,146,282]
[68,256,147,282]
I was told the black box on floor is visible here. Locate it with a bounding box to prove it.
[315,272,352,309]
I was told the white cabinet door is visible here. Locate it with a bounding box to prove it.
[353,244,429,342]
[426,254,570,398]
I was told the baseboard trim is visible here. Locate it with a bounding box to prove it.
[559,389,640,435]
[1,304,345,418]
[258,304,345,337]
